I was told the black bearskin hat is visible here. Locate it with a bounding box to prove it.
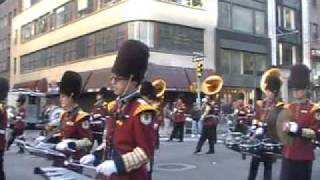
[140,81,156,100]
[265,76,282,93]
[16,95,26,104]
[0,78,9,101]
[288,64,310,89]
[97,87,108,99]
[237,93,245,100]
[111,40,149,84]
[59,71,82,99]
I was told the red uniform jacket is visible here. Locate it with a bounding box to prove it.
[282,102,320,161]
[14,106,26,132]
[60,106,93,159]
[203,103,219,127]
[237,102,249,124]
[103,98,157,180]
[174,102,186,123]
[0,104,7,151]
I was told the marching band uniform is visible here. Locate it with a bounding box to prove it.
[168,97,186,142]
[247,75,282,180]
[80,40,157,180]
[235,93,249,134]
[0,78,8,180]
[54,71,93,171]
[280,64,320,180]
[90,87,109,146]
[194,97,219,154]
[7,95,26,153]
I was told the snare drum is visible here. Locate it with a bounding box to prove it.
[261,141,283,155]
[224,132,243,152]
[239,138,261,155]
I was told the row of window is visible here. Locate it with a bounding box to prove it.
[21,0,124,43]
[277,42,301,67]
[277,6,298,30]
[218,1,266,35]
[20,21,204,73]
[219,49,266,76]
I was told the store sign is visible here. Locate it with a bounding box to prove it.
[311,49,320,57]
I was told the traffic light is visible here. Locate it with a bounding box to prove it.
[196,63,203,78]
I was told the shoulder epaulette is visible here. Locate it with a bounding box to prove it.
[133,99,157,116]
[75,111,90,122]
[276,102,285,107]
[256,100,263,108]
[311,103,320,113]
[107,101,116,111]
[283,104,290,109]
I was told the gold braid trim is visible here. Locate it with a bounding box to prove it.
[75,111,89,123]
[302,128,316,139]
[122,147,149,172]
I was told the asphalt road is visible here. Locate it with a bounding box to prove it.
[4,130,320,180]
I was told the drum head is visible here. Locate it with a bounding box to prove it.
[276,109,294,145]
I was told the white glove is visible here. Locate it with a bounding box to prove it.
[287,122,299,133]
[80,154,96,165]
[56,140,75,152]
[250,125,257,131]
[153,123,159,130]
[96,160,118,176]
[255,127,264,135]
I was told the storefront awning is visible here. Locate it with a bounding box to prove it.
[13,78,48,92]
[78,68,112,92]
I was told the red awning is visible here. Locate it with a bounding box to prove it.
[13,78,48,92]
[145,64,191,91]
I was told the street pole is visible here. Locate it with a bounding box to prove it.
[192,52,204,109]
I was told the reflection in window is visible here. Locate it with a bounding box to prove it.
[232,6,253,33]
[21,23,34,42]
[218,2,231,29]
[35,14,49,35]
[54,2,74,28]
[243,53,254,75]
[78,0,95,17]
[283,7,295,30]
[255,11,265,35]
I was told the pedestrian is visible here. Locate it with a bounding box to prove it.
[54,71,93,172]
[168,96,186,142]
[194,95,219,154]
[80,40,157,180]
[162,102,173,136]
[280,64,320,180]
[247,68,282,180]
[0,78,9,180]
[7,95,27,153]
[90,87,109,146]
[190,102,202,137]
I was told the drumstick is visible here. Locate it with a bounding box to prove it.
[64,160,96,170]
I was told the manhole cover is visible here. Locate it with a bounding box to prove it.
[155,163,196,172]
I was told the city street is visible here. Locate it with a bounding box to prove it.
[4,130,320,180]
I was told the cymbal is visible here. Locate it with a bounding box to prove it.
[276,109,294,145]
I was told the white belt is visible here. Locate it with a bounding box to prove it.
[0,129,5,135]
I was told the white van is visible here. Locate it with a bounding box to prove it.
[7,89,47,128]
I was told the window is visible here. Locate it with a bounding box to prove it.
[312,0,317,7]
[54,2,74,28]
[310,23,318,39]
[21,23,34,42]
[218,2,231,29]
[255,11,265,35]
[218,1,266,35]
[243,52,254,75]
[232,6,253,33]
[278,43,299,67]
[35,14,49,35]
[129,22,155,48]
[77,0,95,17]
[219,49,266,75]
[283,7,295,30]
[157,23,204,54]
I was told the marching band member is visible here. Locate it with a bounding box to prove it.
[54,71,93,171]
[168,96,186,142]
[234,93,249,134]
[0,78,9,180]
[247,69,282,180]
[80,40,157,180]
[280,64,320,180]
[7,95,27,153]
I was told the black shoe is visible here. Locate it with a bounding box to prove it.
[193,150,201,154]
[206,151,215,154]
[166,139,172,142]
